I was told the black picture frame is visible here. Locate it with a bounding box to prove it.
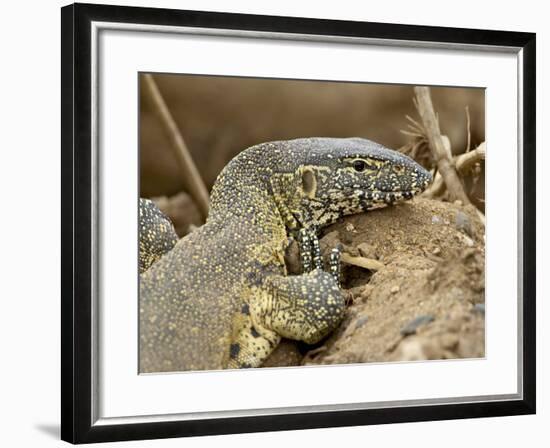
[61,2,536,444]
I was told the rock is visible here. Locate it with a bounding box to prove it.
[284,237,301,275]
[455,210,473,237]
[458,233,475,247]
[340,229,354,244]
[357,242,377,259]
[390,338,431,360]
[440,333,459,350]
[391,337,453,361]
[390,285,400,294]
[400,315,435,336]
[321,230,340,244]
[391,314,485,361]
[355,316,369,329]
[472,303,485,315]
[345,223,357,233]
[319,230,344,257]
[262,339,304,367]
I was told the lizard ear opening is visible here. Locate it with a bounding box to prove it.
[301,167,317,199]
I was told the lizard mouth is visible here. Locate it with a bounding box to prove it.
[356,181,430,209]
[358,188,421,203]
[357,178,431,204]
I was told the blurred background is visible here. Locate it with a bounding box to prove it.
[139,74,485,235]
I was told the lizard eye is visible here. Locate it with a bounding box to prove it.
[353,160,367,172]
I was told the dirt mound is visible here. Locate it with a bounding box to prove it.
[264,197,485,367]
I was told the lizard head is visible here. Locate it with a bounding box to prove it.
[213,137,432,230]
[291,137,432,227]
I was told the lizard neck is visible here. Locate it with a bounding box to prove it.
[269,172,319,233]
[270,173,301,231]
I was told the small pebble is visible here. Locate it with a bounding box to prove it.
[400,315,435,336]
[355,316,369,329]
[345,223,357,233]
[390,285,400,294]
[455,211,473,237]
[472,303,485,315]
[359,285,373,302]
[340,231,354,244]
[459,234,475,247]
[440,334,459,350]
[432,247,441,255]
[357,242,376,259]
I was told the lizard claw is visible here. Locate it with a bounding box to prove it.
[298,228,313,273]
[311,236,323,270]
[299,228,342,286]
[329,244,342,286]
[298,227,323,273]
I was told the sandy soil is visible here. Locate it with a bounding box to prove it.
[263,197,485,367]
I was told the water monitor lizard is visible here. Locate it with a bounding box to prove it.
[139,137,431,372]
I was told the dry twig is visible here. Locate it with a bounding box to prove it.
[423,142,485,199]
[341,253,385,271]
[414,87,471,205]
[475,209,486,227]
[399,116,432,169]
[465,105,472,153]
[143,74,210,221]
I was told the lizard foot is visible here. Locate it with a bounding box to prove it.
[253,269,346,345]
[298,228,342,286]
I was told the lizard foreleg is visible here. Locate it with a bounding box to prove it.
[251,270,345,346]
[226,318,281,369]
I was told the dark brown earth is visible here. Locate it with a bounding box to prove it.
[263,197,485,367]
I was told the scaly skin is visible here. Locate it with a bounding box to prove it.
[139,137,431,372]
[138,198,179,273]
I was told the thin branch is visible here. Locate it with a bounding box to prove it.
[142,74,210,221]
[423,142,486,198]
[341,253,385,271]
[410,140,423,159]
[414,86,471,205]
[475,209,486,227]
[465,105,472,153]
[405,114,423,129]
[458,142,486,171]
[400,130,424,138]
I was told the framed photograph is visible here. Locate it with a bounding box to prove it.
[61,2,536,444]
